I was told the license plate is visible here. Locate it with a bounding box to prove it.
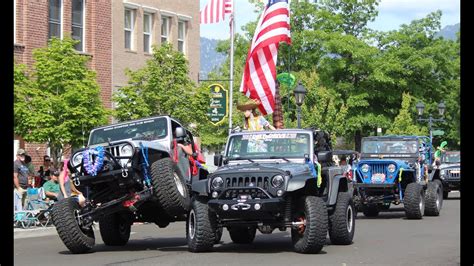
[371,173,386,183]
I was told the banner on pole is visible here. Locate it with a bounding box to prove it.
[206,84,228,126]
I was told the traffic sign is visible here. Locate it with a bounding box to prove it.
[206,84,228,126]
[432,130,444,136]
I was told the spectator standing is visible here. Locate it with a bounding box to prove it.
[13,149,30,210]
[38,155,54,187]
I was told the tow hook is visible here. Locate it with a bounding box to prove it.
[121,168,129,178]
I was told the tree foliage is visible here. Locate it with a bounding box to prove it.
[14,37,109,166]
[386,92,427,136]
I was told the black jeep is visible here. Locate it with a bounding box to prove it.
[433,151,460,198]
[51,116,207,253]
[186,129,355,254]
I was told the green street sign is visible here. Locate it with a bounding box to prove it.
[432,130,445,136]
[206,84,228,126]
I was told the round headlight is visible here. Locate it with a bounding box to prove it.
[271,175,285,188]
[388,164,396,173]
[72,153,83,166]
[121,144,134,157]
[361,164,370,173]
[211,176,224,189]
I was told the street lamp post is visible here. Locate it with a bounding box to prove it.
[294,81,307,129]
[416,101,446,144]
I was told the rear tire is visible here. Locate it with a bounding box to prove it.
[404,183,425,219]
[424,180,443,216]
[187,199,216,252]
[329,192,355,245]
[51,198,95,254]
[99,213,131,246]
[228,226,256,244]
[151,157,189,217]
[291,196,328,254]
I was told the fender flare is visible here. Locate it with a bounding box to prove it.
[191,179,209,196]
[286,175,315,192]
[328,175,349,206]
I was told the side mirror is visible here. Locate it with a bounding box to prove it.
[317,151,333,163]
[214,155,223,167]
[175,127,186,140]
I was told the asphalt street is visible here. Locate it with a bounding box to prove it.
[14,192,460,266]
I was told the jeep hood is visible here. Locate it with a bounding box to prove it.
[213,162,310,177]
[439,163,460,170]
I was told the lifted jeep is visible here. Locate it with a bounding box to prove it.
[353,135,443,219]
[51,116,207,254]
[186,129,355,254]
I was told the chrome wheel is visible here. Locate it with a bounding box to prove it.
[188,209,196,239]
[346,205,354,233]
[174,172,187,197]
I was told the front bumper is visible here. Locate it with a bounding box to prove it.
[75,167,137,186]
[208,197,285,220]
[443,179,461,190]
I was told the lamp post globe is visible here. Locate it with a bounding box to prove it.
[416,101,425,116]
[293,81,307,128]
[438,101,446,116]
[294,81,307,107]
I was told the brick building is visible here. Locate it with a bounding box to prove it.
[14,0,200,167]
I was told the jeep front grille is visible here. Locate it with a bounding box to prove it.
[369,163,389,174]
[105,145,121,157]
[224,176,270,190]
[447,169,460,179]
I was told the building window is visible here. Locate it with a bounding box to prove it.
[161,16,170,44]
[124,8,134,50]
[48,0,62,39]
[178,21,186,54]
[72,0,85,51]
[143,13,152,53]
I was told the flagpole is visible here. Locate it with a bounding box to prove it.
[228,0,235,135]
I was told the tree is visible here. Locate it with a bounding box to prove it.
[386,92,427,135]
[14,37,109,167]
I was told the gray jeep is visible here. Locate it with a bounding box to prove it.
[51,116,206,253]
[187,129,355,254]
[432,151,460,199]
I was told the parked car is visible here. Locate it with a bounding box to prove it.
[352,135,443,219]
[51,116,207,253]
[186,129,355,254]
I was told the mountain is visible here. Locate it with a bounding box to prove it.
[200,37,227,79]
[435,23,460,41]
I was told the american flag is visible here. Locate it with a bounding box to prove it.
[239,0,291,115]
[200,0,233,24]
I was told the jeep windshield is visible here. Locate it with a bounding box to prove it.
[226,132,310,160]
[441,152,460,164]
[361,139,418,157]
[89,117,168,145]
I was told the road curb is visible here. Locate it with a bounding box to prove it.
[14,226,58,239]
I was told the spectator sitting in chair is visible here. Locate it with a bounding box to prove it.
[43,170,61,201]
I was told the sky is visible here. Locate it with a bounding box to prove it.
[199,0,460,40]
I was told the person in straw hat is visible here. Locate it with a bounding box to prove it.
[237,99,276,131]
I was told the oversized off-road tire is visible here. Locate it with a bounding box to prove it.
[228,226,257,244]
[187,199,216,252]
[151,157,189,217]
[362,205,380,217]
[424,180,443,216]
[329,192,355,245]
[99,213,131,246]
[291,196,328,254]
[443,190,449,199]
[404,182,425,219]
[51,198,95,254]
